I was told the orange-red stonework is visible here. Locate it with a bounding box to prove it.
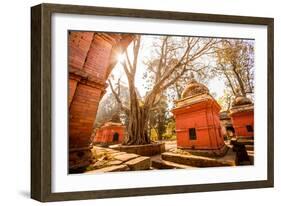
[93,122,125,144]
[229,97,254,138]
[172,79,225,151]
[68,32,134,170]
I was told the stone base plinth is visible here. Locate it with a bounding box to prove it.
[177,144,229,157]
[151,158,193,169]
[162,151,235,167]
[93,142,119,148]
[111,142,165,156]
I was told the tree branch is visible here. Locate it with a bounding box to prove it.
[108,79,130,114]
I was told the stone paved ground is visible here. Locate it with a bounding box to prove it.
[161,140,177,151]
[85,146,151,174]
[161,149,236,167]
[86,141,240,173]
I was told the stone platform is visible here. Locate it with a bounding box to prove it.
[110,142,165,156]
[177,144,229,157]
[161,149,236,167]
[84,141,245,173]
[85,146,151,174]
[151,158,194,169]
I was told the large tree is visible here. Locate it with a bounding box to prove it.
[109,35,218,145]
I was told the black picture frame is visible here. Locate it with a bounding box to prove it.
[31,3,274,202]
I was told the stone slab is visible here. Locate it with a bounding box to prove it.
[105,160,123,167]
[87,159,122,170]
[125,156,151,171]
[152,159,193,169]
[109,152,127,157]
[116,142,165,156]
[86,164,129,173]
[162,152,235,167]
[237,139,254,145]
[247,151,254,165]
[114,153,140,162]
[245,145,254,151]
[176,144,229,157]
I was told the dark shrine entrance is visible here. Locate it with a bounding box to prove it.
[113,132,119,142]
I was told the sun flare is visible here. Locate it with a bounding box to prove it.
[117,53,126,63]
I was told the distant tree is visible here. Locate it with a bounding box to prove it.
[94,78,129,128]
[217,89,234,111]
[213,39,254,97]
[162,116,176,140]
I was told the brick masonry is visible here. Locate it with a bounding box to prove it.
[68,32,134,170]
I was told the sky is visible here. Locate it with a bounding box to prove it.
[108,34,225,101]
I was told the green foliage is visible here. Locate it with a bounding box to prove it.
[149,128,158,141]
[162,117,176,140]
[217,89,234,111]
[147,94,169,140]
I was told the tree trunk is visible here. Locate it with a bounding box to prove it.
[233,66,246,96]
[123,105,150,145]
[221,66,236,96]
[123,78,151,145]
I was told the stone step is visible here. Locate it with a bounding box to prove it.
[162,152,235,167]
[237,136,254,140]
[247,151,254,165]
[85,164,130,174]
[237,139,254,145]
[112,142,166,156]
[245,145,254,151]
[152,158,194,169]
[124,156,151,171]
[89,159,123,170]
[113,153,140,162]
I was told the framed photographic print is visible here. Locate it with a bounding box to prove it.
[31,3,274,202]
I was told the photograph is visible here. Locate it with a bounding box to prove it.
[68,31,255,174]
[30,3,273,201]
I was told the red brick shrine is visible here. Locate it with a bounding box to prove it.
[93,122,125,144]
[68,32,134,170]
[229,96,254,138]
[172,78,226,155]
